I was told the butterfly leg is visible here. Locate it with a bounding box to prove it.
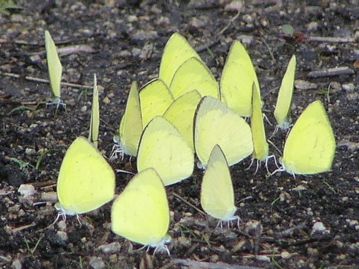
[245,158,254,171]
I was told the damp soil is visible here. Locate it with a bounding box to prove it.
[0,1,358,268]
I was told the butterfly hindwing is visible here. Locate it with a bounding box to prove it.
[118,81,143,156]
[111,168,170,247]
[57,137,115,215]
[201,145,237,221]
[194,96,253,167]
[169,57,219,99]
[282,100,336,174]
[159,32,202,87]
[137,116,194,186]
[274,55,297,129]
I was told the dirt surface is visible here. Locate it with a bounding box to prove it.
[0,0,358,268]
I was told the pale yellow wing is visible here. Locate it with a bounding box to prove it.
[169,57,219,99]
[220,40,260,117]
[45,30,62,99]
[159,32,202,87]
[89,74,100,148]
[282,100,336,174]
[274,55,296,129]
[111,168,170,247]
[57,136,115,215]
[118,81,143,156]
[194,96,253,167]
[201,145,237,221]
[139,79,174,127]
[163,90,202,152]
[251,83,269,161]
[137,116,194,186]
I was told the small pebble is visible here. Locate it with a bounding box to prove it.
[56,231,68,242]
[97,242,121,254]
[342,83,355,91]
[295,80,317,90]
[311,221,330,235]
[89,256,105,269]
[11,259,22,269]
[18,184,36,197]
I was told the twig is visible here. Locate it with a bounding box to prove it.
[172,259,264,269]
[10,223,36,234]
[32,44,95,57]
[274,222,306,238]
[0,71,94,89]
[307,67,354,78]
[172,192,206,216]
[307,36,355,43]
[197,11,240,53]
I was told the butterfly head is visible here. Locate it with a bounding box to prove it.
[149,234,171,256]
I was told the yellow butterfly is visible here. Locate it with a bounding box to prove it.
[111,168,170,254]
[159,32,202,87]
[112,81,143,159]
[163,90,202,152]
[220,40,261,117]
[45,30,63,106]
[274,55,297,129]
[279,100,336,175]
[56,137,115,216]
[201,145,239,224]
[250,83,269,165]
[194,96,253,168]
[139,79,174,127]
[88,74,99,148]
[137,116,194,186]
[169,57,219,99]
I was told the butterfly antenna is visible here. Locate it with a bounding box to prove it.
[116,169,135,175]
[263,113,272,126]
[269,125,279,139]
[268,139,282,156]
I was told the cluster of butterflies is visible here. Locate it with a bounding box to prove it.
[45,31,336,254]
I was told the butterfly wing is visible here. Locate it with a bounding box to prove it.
[194,96,253,167]
[201,145,237,221]
[137,116,194,186]
[139,79,174,127]
[57,137,115,214]
[111,168,170,246]
[159,32,202,87]
[119,81,143,156]
[220,40,260,117]
[163,90,202,152]
[282,100,336,174]
[274,55,296,129]
[45,30,62,99]
[169,57,219,99]
[251,83,269,161]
